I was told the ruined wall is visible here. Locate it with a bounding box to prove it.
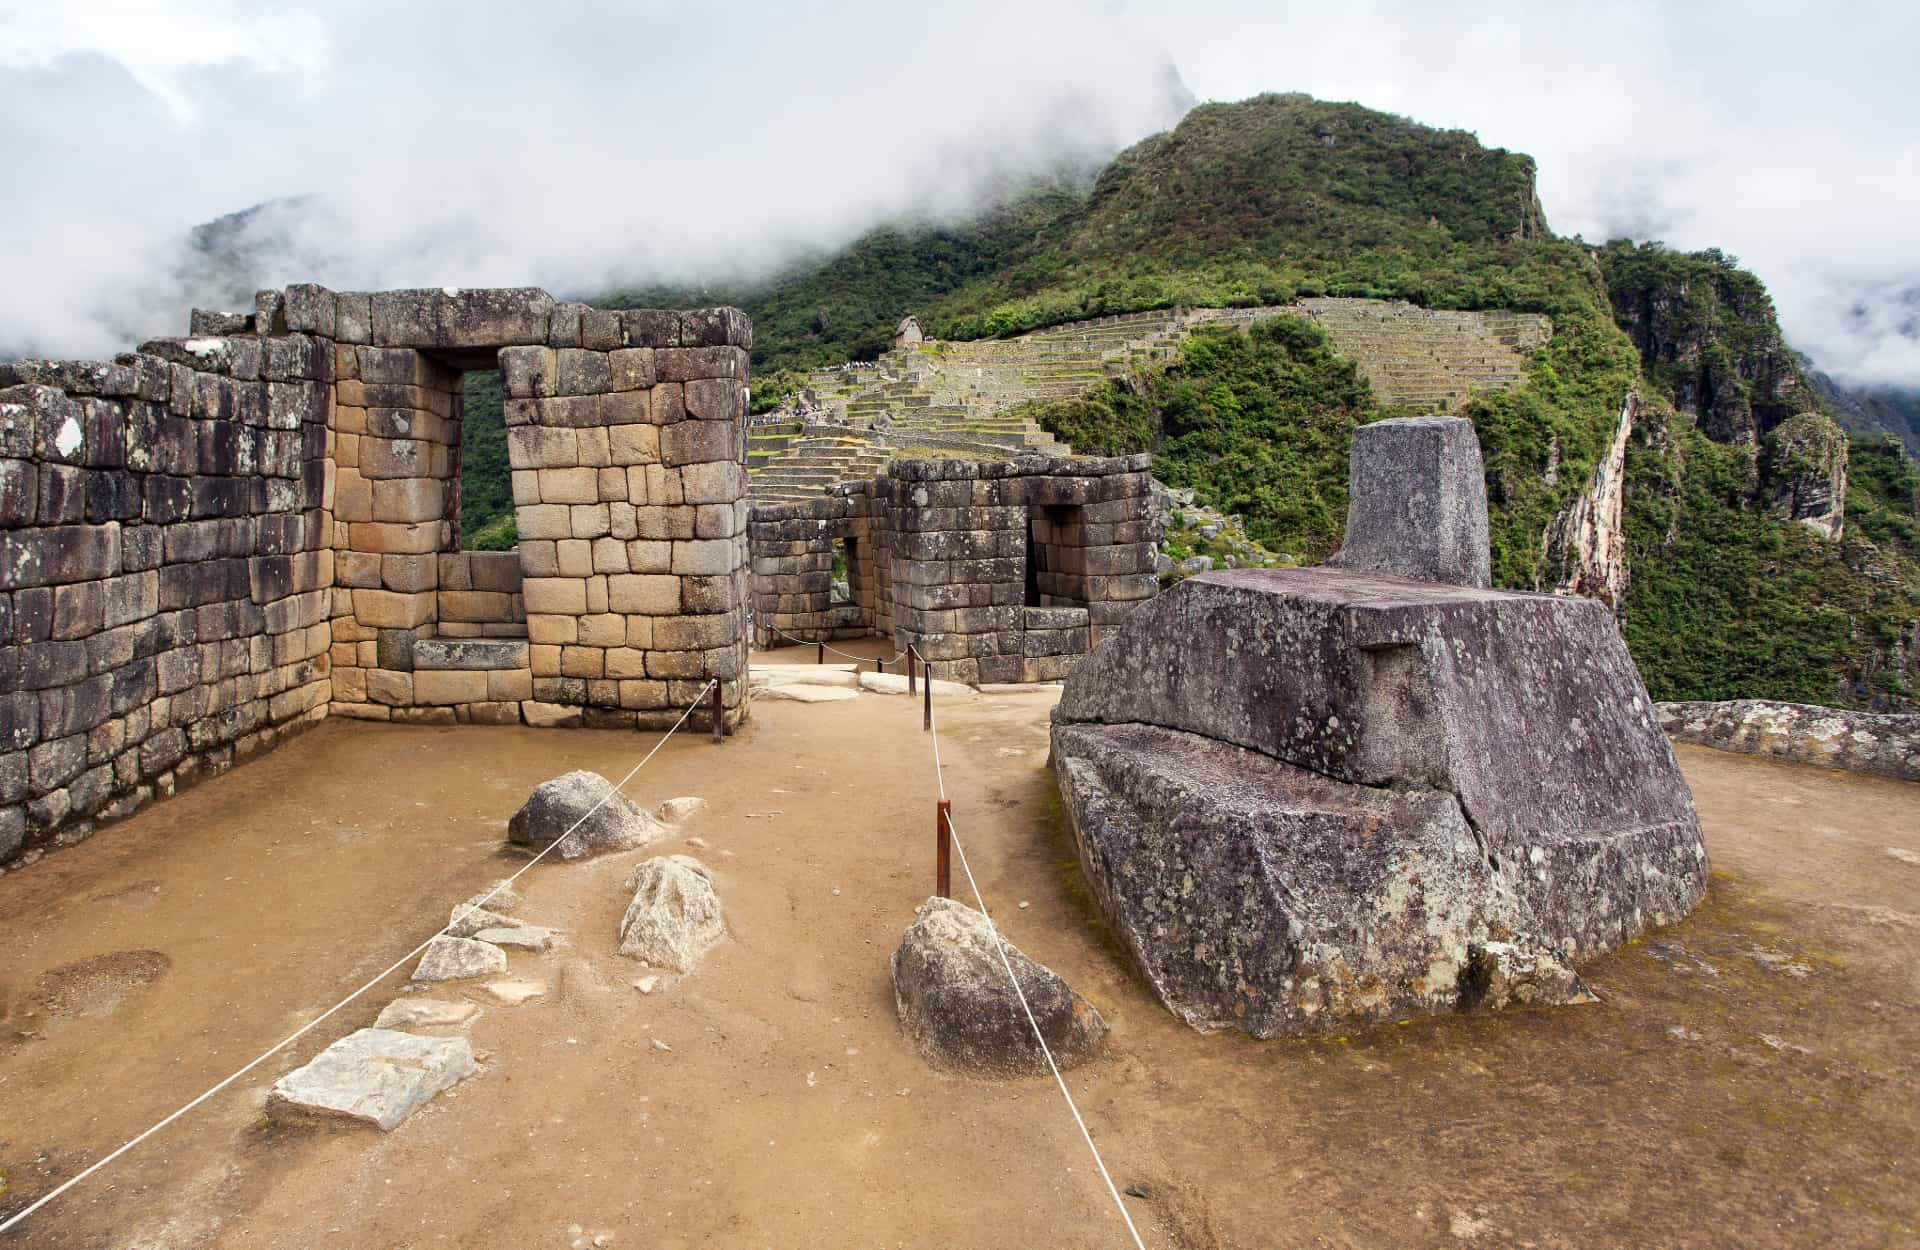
[0,285,751,872]
[1658,699,1920,782]
[745,486,872,649]
[873,455,1156,684]
[0,338,332,871]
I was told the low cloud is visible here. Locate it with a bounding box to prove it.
[3,1,1917,388]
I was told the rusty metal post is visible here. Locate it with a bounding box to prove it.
[816,640,824,665]
[935,800,952,898]
[907,649,917,696]
[708,676,724,743]
[922,658,932,732]
[876,656,886,676]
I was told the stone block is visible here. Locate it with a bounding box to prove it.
[671,540,735,576]
[346,522,439,554]
[656,346,747,382]
[413,670,490,705]
[680,461,741,505]
[352,589,435,630]
[522,578,588,615]
[537,467,598,504]
[1328,416,1491,589]
[555,348,612,396]
[380,553,438,593]
[607,574,680,615]
[507,424,576,469]
[661,420,734,467]
[371,477,445,524]
[609,424,659,466]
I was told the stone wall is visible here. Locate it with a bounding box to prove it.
[1658,699,1920,782]
[0,338,333,871]
[0,285,752,872]
[748,454,1157,683]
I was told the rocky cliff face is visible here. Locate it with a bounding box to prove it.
[1599,242,1810,447]
[1543,388,1636,609]
[1762,411,1850,538]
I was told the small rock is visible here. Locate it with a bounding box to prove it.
[508,770,662,861]
[413,936,508,983]
[479,979,547,1005]
[463,881,521,914]
[890,896,1107,1076]
[1017,901,1030,910]
[657,797,707,824]
[447,904,525,939]
[685,836,708,849]
[651,1038,672,1052]
[618,856,724,973]
[475,925,555,951]
[267,1028,475,1131]
[373,998,478,1030]
[632,976,659,995]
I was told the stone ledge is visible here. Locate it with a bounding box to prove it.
[413,639,531,671]
[1658,699,1920,782]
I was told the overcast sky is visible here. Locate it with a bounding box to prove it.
[2,0,1915,386]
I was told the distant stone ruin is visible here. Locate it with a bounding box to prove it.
[748,454,1159,684]
[0,286,751,871]
[1050,416,1708,1036]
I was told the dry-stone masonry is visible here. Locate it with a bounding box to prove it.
[0,286,752,873]
[1050,416,1707,1037]
[1658,699,1920,782]
[748,454,1158,684]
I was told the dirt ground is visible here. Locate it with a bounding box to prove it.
[0,646,1916,1249]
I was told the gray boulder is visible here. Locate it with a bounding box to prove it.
[1328,416,1491,588]
[617,855,724,972]
[508,770,661,860]
[890,896,1107,1076]
[447,904,524,938]
[413,935,508,982]
[1052,566,1706,1036]
[267,1028,476,1131]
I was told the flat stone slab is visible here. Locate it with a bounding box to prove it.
[858,672,976,698]
[476,925,554,951]
[374,998,478,1030]
[749,665,860,688]
[413,639,529,671]
[755,683,860,703]
[267,1028,476,1131]
[479,978,547,1005]
[413,935,508,982]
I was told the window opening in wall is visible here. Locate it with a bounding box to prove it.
[1028,504,1088,608]
[1024,514,1042,607]
[830,536,854,605]
[458,369,513,550]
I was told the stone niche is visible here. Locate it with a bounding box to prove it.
[0,285,751,873]
[1050,417,1708,1037]
[747,454,1160,684]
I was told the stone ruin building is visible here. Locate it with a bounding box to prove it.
[1050,416,1710,1037]
[747,455,1159,684]
[0,285,753,870]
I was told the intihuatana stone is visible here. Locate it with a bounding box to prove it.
[267,1028,476,1131]
[1052,565,1705,1037]
[617,854,723,972]
[508,770,662,860]
[1327,416,1491,588]
[890,896,1107,1075]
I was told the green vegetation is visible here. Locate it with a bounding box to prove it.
[442,91,1918,707]
[458,370,515,548]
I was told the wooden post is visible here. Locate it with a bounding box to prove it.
[816,640,824,665]
[935,800,952,899]
[907,649,917,696]
[876,656,886,676]
[922,658,932,732]
[708,676,724,743]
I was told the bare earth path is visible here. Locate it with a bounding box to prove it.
[0,677,1915,1249]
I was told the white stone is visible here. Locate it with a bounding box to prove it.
[480,978,548,1005]
[267,1028,476,1131]
[413,935,508,982]
[858,671,975,698]
[374,998,478,1030]
[476,925,554,951]
[748,665,859,689]
[618,855,724,973]
[755,683,859,703]
[632,975,659,994]
[656,796,707,824]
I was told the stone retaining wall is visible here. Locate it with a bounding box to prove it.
[748,454,1157,683]
[0,285,752,872]
[1657,700,1920,782]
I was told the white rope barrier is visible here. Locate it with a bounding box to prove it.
[921,653,1148,1250]
[0,680,717,1237]
[763,621,909,667]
